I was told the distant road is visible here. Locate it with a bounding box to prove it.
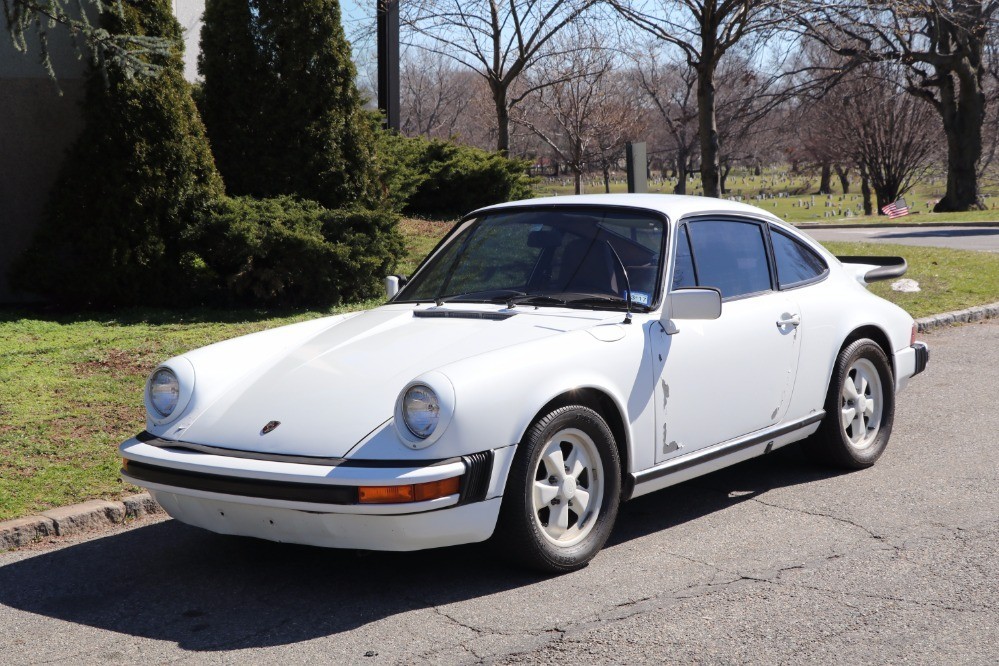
[803,225,999,252]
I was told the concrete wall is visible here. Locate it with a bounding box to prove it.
[174,0,205,81]
[0,3,204,303]
[0,25,87,303]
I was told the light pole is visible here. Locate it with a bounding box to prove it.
[376,1,400,130]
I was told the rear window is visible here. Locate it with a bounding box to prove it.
[771,228,828,288]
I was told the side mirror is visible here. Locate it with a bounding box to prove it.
[384,274,408,299]
[663,287,722,330]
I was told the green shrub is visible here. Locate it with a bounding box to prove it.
[10,0,223,308]
[186,196,404,307]
[376,132,535,217]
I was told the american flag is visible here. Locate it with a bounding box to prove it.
[881,198,910,219]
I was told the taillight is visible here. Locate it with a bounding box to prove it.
[910,323,917,346]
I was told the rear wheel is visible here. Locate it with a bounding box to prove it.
[807,338,895,468]
[494,405,620,573]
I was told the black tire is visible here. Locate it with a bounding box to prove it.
[494,405,621,573]
[806,338,895,469]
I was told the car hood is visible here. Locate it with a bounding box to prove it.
[174,305,615,458]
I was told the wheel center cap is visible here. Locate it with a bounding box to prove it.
[562,476,577,499]
[856,396,867,412]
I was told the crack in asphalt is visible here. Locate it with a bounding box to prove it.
[747,496,891,544]
[426,518,998,664]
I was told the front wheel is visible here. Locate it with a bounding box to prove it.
[494,405,621,573]
[806,338,895,469]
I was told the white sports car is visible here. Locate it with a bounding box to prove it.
[120,194,928,572]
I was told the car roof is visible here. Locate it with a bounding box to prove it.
[474,193,784,226]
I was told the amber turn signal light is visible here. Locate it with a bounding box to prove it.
[358,476,461,504]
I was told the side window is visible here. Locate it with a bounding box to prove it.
[672,225,697,289]
[771,228,828,288]
[687,220,772,299]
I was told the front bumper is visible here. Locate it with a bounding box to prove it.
[120,435,506,550]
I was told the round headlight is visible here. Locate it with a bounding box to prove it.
[148,367,180,417]
[402,385,440,439]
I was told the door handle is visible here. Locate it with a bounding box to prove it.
[777,314,801,329]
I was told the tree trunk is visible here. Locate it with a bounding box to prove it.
[603,164,611,193]
[490,81,510,154]
[720,161,730,194]
[930,60,985,211]
[574,169,582,195]
[935,110,984,211]
[860,163,873,216]
[835,165,850,194]
[696,63,721,198]
[818,161,832,194]
[874,188,891,215]
[674,150,688,195]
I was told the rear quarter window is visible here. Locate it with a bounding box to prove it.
[771,228,828,288]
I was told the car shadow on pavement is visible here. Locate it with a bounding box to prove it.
[0,447,840,651]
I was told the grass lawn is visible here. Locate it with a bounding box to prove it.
[1,219,997,522]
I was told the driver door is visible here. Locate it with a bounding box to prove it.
[651,218,801,463]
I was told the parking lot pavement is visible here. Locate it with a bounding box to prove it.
[1,320,997,665]
[803,225,999,252]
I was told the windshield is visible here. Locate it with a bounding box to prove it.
[396,208,667,310]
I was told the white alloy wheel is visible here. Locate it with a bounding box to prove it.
[494,405,620,572]
[531,428,605,548]
[807,338,895,469]
[840,358,884,450]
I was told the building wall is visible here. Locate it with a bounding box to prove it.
[0,3,204,303]
[0,25,87,303]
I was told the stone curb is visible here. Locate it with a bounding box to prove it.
[914,301,999,333]
[0,493,161,552]
[2,301,998,553]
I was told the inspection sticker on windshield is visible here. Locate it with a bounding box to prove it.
[630,291,650,306]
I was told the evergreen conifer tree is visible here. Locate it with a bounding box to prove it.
[12,0,223,306]
[198,0,378,208]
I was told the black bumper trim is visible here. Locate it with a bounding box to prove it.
[912,342,929,376]
[123,460,360,505]
[122,454,489,507]
[458,450,494,504]
[135,432,460,468]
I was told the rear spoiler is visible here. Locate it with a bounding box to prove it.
[836,256,907,285]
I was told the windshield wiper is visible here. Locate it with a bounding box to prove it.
[434,289,525,306]
[566,295,652,313]
[502,293,567,309]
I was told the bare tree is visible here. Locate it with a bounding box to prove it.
[795,1,999,211]
[824,71,941,213]
[399,51,467,139]
[401,0,599,154]
[514,32,644,193]
[713,53,787,192]
[631,44,700,193]
[610,0,789,197]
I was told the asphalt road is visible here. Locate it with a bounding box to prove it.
[1,320,997,664]
[803,225,999,252]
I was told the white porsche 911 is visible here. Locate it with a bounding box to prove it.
[120,194,928,572]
